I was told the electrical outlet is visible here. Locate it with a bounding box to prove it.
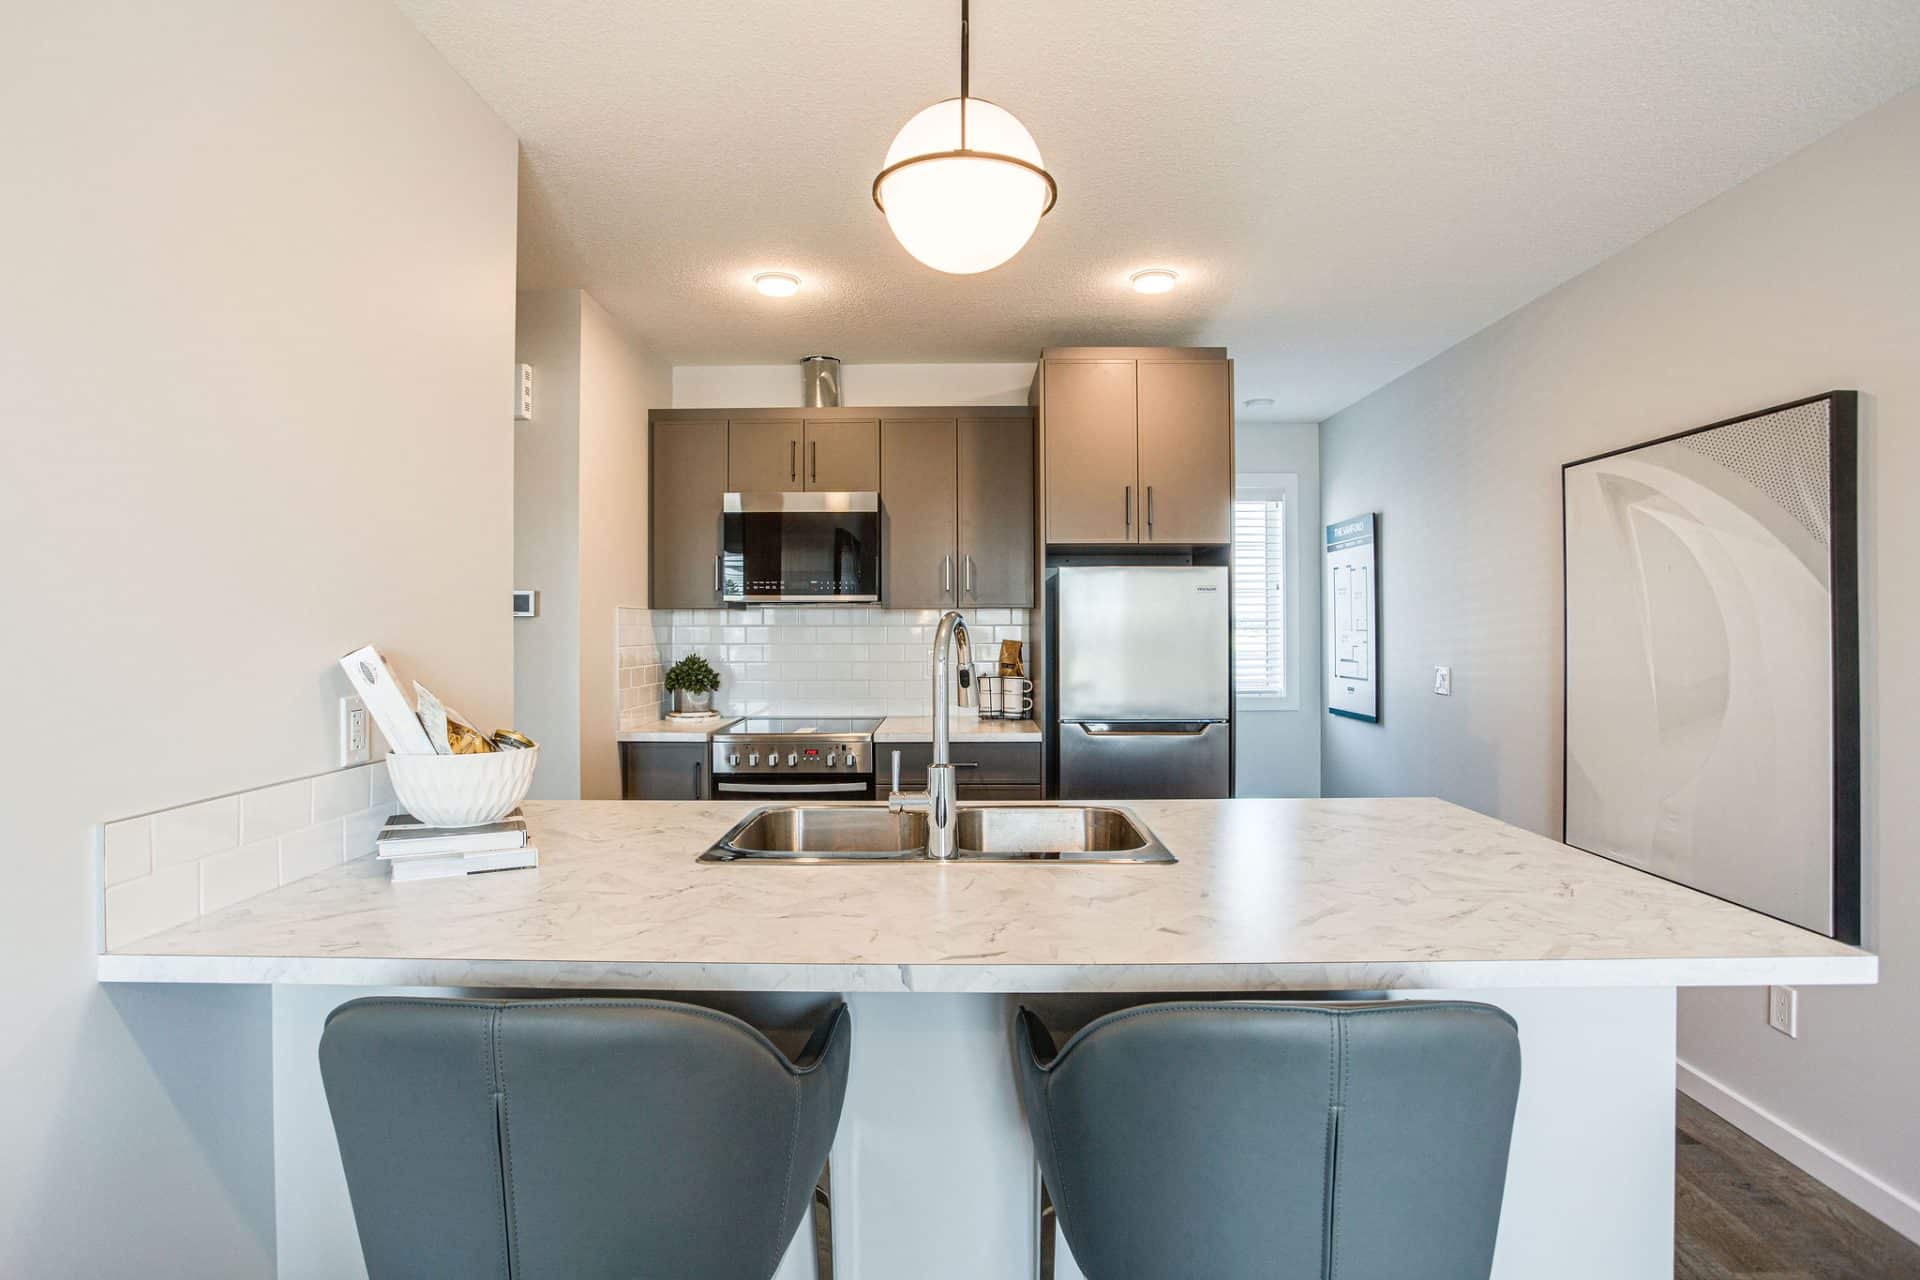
[1433,666,1452,695]
[339,695,370,766]
[1767,985,1798,1038]
[516,363,534,421]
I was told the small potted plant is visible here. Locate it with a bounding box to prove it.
[664,654,721,714]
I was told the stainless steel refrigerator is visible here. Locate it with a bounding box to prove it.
[1055,565,1231,799]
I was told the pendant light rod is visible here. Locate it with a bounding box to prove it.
[959,0,970,151]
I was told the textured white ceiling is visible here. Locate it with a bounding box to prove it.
[395,1,1920,418]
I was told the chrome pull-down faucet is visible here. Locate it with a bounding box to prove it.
[888,610,972,859]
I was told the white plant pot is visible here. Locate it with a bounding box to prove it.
[385,746,539,828]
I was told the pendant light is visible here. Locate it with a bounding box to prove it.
[872,0,1058,274]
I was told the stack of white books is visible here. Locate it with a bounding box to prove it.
[377,810,538,882]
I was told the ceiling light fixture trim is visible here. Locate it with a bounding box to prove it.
[1129,268,1180,294]
[752,271,801,297]
[872,0,1058,274]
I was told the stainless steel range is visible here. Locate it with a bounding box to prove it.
[710,717,882,801]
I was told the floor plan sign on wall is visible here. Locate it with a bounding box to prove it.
[1562,392,1859,942]
[1326,513,1378,722]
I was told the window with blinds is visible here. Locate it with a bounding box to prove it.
[1232,497,1287,698]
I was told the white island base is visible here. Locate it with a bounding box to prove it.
[269,984,1675,1280]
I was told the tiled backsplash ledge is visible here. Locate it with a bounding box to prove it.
[100,761,400,950]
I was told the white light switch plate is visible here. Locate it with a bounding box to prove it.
[1768,985,1798,1038]
[1433,666,1452,695]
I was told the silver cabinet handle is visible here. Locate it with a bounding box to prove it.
[965,554,974,593]
[789,439,797,482]
[891,750,901,794]
[810,440,817,484]
[713,554,721,592]
[943,553,952,594]
[1146,485,1154,538]
[1124,485,1132,531]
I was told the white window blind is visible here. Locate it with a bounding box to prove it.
[1233,497,1287,698]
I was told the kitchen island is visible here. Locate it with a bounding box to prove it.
[102,798,1873,1280]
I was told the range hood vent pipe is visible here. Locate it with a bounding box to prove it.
[801,355,842,408]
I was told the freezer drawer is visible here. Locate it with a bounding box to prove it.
[1058,721,1230,800]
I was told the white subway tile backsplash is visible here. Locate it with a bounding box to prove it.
[102,817,152,887]
[105,863,198,949]
[616,603,1029,719]
[241,779,311,842]
[200,839,280,914]
[103,762,396,951]
[313,767,370,821]
[151,797,240,868]
[280,820,345,884]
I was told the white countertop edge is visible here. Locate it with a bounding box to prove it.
[616,718,740,742]
[96,951,1878,992]
[873,717,1040,743]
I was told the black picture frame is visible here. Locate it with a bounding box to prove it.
[1561,390,1859,944]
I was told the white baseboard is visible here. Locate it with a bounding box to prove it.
[1678,1058,1920,1246]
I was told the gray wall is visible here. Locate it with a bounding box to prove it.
[1235,422,1323,797]
[0,2,517,1273]
[1322,85,1920,1231]
[515,290,669,799]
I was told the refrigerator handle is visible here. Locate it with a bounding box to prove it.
[1073,722,1222,736]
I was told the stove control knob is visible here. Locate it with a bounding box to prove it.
[825,752,838,768]
[727,753,740,767]
[747,752,760,768]
[767,754,779,768]
[787,752,799,767]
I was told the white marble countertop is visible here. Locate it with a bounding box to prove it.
[97,797,1875,993]
[874,715,1040,743]
[616,716,739,742]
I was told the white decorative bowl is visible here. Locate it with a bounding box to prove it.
[385,746,539,828]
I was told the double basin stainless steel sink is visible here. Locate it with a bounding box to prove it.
[699,804,1175,864]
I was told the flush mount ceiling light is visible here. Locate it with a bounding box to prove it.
[752,272,801,298]
[1243,397,1276,409]
[1129,269,1179,295]
[872,0,1057,275]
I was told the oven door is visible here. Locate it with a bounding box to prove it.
[722,491,880,603]
[713,777,876,802]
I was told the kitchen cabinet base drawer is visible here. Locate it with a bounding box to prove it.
[886,741,1041,789]
[620,742,709,800]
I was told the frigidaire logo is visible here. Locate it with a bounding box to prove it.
[1197,586,1217,591]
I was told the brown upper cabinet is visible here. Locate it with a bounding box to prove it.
[1038,349,1233,546]
[728,418,879,492]
[958,416,1035,607]
[882,415,1035,610]
[650,419,728,609]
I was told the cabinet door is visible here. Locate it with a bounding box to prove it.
[1137,360,1232,543]
[650,420,728,608]
[1043,360,1138,544]
[959,416,1035,607]
[728,419,804,492]
[804,418,881,491]
[880,418,958,610]
[619,742,708,800]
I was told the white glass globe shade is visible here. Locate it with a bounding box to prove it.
[877,97,1052,275]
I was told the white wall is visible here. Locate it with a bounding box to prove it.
[673,362,1035,408]
[1235,422,1322,797]
[1321,86,1920,1235]
[517,291,670,799]
[0,2,517,1273]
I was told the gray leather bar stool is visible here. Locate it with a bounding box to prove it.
[1014,1000,1521,1280]
[320,996,852,1280]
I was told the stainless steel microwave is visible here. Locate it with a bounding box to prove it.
[721,491,881,603]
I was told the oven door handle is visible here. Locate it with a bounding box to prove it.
[716,781,871,795]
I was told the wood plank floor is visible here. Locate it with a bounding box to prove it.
[1676,1093,1920,1279]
